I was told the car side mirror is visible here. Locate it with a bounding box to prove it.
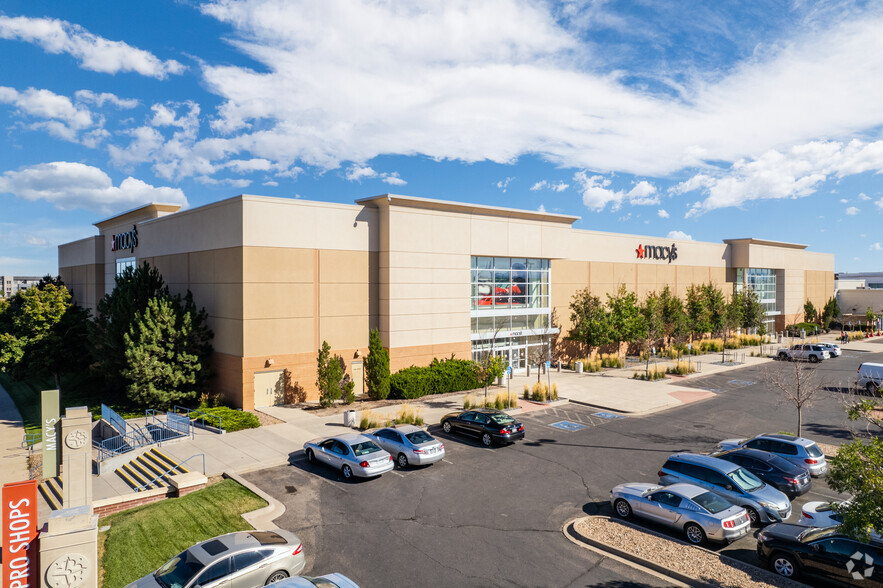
[812,544,822,552]
[725,484,734,491]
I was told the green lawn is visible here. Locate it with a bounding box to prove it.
[0,371,143,442]
[98,478,267,588]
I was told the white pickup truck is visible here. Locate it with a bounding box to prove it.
[776,344,830,363]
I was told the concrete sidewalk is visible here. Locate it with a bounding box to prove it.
[0,382,30,487]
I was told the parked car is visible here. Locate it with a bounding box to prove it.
[365,425,445,468]
[856,362,883,395]
[272,573,360,588]
[711,448,811,498]
[757,523,883,583]
[440,408,524,447]
[658,453,791,525]
[798,501,883,540]
[610,482,751,545]
[126,530,306,588]
[819,342,841,357]
[776,344,829,363]
[303,434,394,479]
[716,433,828,477]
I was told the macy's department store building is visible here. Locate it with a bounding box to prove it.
[58,194,834,409]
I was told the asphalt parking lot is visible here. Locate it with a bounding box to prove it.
[245,346,878,587]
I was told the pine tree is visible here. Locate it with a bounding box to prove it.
[122,297,201,407]
[365,328,390,400]
[316,341,342,407]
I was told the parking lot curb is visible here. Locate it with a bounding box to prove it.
[562,518,700,588]
[564,516,809,588]
[224,471,286,531]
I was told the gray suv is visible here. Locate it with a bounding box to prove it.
[658,453,791,525]
[717,433,827,477]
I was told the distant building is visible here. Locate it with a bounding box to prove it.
[0,275,42,298]
[835,272,883,324]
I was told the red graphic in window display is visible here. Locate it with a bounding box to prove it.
[636,244,645,259]
[478,284,524,306]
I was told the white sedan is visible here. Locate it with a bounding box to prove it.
[303,434,394,480]
[799,501,882,540]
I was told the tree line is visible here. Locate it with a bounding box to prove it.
[0,263,213,409]
[567,283,767,354]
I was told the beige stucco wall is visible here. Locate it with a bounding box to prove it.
[58,193,836,408]
[58,235,105,311]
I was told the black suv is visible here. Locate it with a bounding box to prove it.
[712,447,812,499]
[757,523,883,584]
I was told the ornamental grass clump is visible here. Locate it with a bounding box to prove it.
[633,366,666,381]
[393,404,424,426]
[522,384,530,400]
[665,360,696,376]
[600,353,624,368]
[530,382,548,402]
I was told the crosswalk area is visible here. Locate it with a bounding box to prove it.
[675,373,759,395]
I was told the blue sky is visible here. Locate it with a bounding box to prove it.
[1,0,882,275]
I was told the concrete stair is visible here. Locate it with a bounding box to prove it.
[114,448,189,492]
[38,476,63,511]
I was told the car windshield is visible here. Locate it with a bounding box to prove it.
[350,441,381,456]
[727,468,764,492]
[489,413,516,425]
[692,492,731,514]
[306,578,340,588]
[154,550,205,588]
[405,431,434,444]
[806,443,823,458]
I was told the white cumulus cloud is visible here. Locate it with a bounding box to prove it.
[676,140,883,217]
[657,209,669,218]
[0,16,184,78]
[0,161,188,214]
[871,242,882,251]
[667,230,693,240]
[845,206,860,215]
[74,90,138,109]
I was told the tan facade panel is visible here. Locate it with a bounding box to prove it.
[243,317,314,357]
[244,283,313,320]
[243,247,314,283]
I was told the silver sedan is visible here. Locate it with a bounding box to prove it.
[610,482,751,545]
[365,425,445,468]
[303,433,394,480]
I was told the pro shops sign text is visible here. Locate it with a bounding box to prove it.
[636,243,678,263]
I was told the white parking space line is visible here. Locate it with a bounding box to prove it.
[390,471,405,478]
[442,459,453,464]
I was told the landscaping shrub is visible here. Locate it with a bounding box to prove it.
[785,322,821,337]
[389,357,481,399]
[358,406,425,430]
[522,384,529,399]
[665,360,697,376]
[600,353,624,368]
[633,366,666,380]
[530,382,548,402]
[194,406,259,432]
[463,393,516,410]
[550,382,559,400]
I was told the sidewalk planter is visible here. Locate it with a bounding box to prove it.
[343,410,356,427]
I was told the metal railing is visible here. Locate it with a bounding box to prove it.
[134,453,206,492]
[172,405,225,433]
[101,403,128,435]
[97,410,191,462]
[21,432,39,449]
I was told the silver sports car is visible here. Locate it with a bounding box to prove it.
[126,530,306,587]
[610,482,751,545]
[303,433,394,479]
[365,425,445,468]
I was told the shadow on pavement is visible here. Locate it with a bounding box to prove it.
[285,450,374,485]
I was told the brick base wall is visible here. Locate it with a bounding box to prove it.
[93,483,207,517]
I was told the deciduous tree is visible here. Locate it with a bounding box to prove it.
[607,284,645,353]
[763,360,821,437]
[567,288,611,353]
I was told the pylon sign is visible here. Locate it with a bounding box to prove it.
[2,479,38,588]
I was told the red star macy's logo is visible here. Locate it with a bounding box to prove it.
[636,244,645,259]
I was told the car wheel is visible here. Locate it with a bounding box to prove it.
[342,464,353,479]
[481,433,493,447]
[684,523,707,545]
[397,453,408,468]
[744,506,760,526]
[777,352,788,361]
[442,421,452,433]
[305,448,315,464]
[770,552,799,579]
[613,499,632,519]
[867,382,878,395]
[265,570,289,585]
[809,355,819,363]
